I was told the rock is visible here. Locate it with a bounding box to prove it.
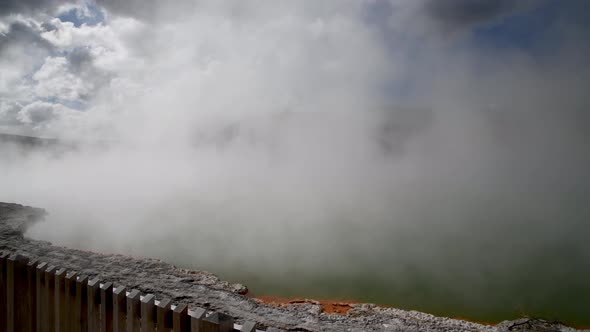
[496,318,577,332]
[231,283,248,295]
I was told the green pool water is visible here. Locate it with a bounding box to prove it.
[175,216,590,327]
[207,244,590,327]
[43,185,589,327]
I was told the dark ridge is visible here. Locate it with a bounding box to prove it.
[0,132,67,148]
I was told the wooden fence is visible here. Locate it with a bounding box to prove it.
[0,252,282,332]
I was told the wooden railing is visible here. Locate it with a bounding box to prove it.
[0,252,281,332]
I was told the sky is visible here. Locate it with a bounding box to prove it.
[1,0,590,323]
[0,0,587,138]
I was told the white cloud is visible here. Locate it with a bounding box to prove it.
[32,56,91,101]
[0,18,51,96]
[40,16,142,71]
[0,9,141,131]
[0,100,22,125]
[17,100,78,125]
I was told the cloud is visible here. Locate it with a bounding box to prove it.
[65,46,93,73]
[0,101,23,125]
[39,16,143,71]
[17,100,75,124]
[0,19,54,121]
[2,0,581,141]
[0,8,134,131]
[422,0,541,31]
[33,56,91,101]
[13,100,82,136]
[0,20,54,54]
[95,0,172,21]
[0,0,75,17]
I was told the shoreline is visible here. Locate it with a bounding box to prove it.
[251,291,590,330]
[1,202,583,331]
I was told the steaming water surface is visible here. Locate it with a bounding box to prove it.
[26,190,590,326]
[4,114,588,326]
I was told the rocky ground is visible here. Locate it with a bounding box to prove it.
[0,202,583,332]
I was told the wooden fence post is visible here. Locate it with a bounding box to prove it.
[213,313,234,332]
[126,289,141,332]
[240,321,257,332]
[0,252,10,332]
[100,282,114,332]
[113,286,127,332]
[0,253,250,332]
[194,312,233,332]
[87,278,101,332]
[7,254,30,332]
[54,268,67,332]
[140,294,156,332]
[75,275,89,332]
[172,303,189,332]
[156,298,172,331]
[45,265,57,332]
[26,259,39,332]
[36,262,48,332]
[189,307,205,332]
[6,254,16,332]
[65,271,78,332]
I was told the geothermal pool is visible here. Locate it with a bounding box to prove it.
[184,221,589,326]
[19,184,589,328]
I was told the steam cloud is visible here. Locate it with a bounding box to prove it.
[1,0,589,323]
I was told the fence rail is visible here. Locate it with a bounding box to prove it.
[0,252,282,332]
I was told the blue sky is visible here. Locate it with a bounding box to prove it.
[469,0,589,54]
[58,2,105,27]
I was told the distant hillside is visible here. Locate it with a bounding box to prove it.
[0,133,61,147]
[0,133,76,154]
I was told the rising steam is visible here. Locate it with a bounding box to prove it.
[1,0,589,324]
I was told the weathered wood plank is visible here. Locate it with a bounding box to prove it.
[0,252,9,332]
[65,271,78,332]
[54,268,67,332]
[156,298,172,331]
[113,286,127,332]
[172,303,189,332]
[45,265,57,332]
[240,321,257,332]
[6,255,16,332]
[196,312,234,332]
[74,275,89,332]
[140,294,156,332]
[87,278,101,332]
[7,254,30,332]
[189,307,206,332]
[100,282,114,332]
[26,259,39,332]
[36,262,48,332]
[126,289,141,332]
